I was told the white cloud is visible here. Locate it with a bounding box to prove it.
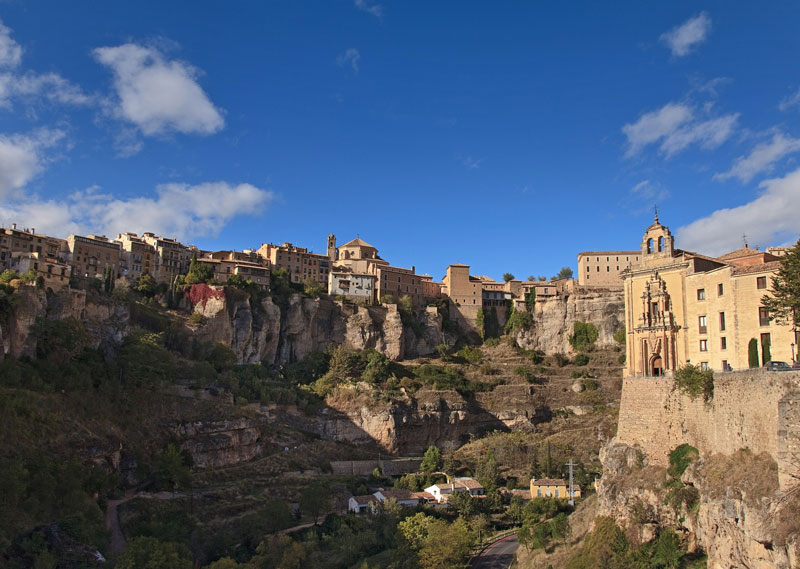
[93,43,224,137]
[677,167,800,256]
[0,20,91,108]
[0,19,22,68]
[458,155,484,170]
[714,132,800,183]
[622,102,737,158]
[660,12,711,57]
[0,128,65,199]
[354,0,383,20]
[0,181,274,241]
[336,48,360,74]
[779,88,800,112]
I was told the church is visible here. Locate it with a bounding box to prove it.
[622,216,796,377]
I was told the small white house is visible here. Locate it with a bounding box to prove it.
[329,271,376,303]
[373,489,420,508]
[348,495,380,514]
[423,477,485,503]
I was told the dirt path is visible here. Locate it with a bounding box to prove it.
[105,492,136,556]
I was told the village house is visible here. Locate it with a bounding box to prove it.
[423,477,485,503]
[8,252,71,290]
[623,215,797,376]
[529,478,581,500]
[348,488,431,514]
[348,495,380,514]
[328,268,376,303]
[0,225,66,271]
[196,250,271,289]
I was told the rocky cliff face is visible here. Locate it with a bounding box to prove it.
[597,441,800,569]
[192,288,451,364]
[515,287,624,354]
[316,384,549,454]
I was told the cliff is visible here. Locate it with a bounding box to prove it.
[597,371,800,568]
[515,287,624,354]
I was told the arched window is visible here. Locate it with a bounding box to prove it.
[646,238,653,254]
[658,236,665,252]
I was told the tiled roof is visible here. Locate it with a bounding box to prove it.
[378,489,414,500]
[340,237,377,250]
[352,495,379,504]
[718,247,764,260]
[411,491,435,500]
[731,261,782,276]
[531,478,567,486]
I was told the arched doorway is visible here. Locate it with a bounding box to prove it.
[651,356,663,376]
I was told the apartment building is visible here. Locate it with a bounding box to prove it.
[9,252,71,290]
[115,233,156,281]
[623,215,795,376]
[141,233,191,284]
[255,241,331,285]
[198,250,271,289]
[0,224,65,270]
[66,234,121,279]
[328,269,376,302]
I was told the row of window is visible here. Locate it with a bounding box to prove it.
[697,276,768,301]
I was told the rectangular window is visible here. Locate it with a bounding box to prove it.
[757,276,767,289]
[699,339,708,352]
[698,315,707,334]
[720,337,727,350]
[697,288,705,300]
[719,312,726,331]
[759,307,770,326]
[700,362,709,371]
[718,283,724,296]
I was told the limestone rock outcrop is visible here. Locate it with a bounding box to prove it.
[515,287,624,354]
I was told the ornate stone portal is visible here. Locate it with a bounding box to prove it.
[635,272,679,376]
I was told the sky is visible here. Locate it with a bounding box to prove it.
[1,1,800,281]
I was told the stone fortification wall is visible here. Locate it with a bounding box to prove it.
[616,370,800,488]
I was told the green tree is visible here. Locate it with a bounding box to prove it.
[398,512,437,550]
[303,276,326,298]
[447,489,478,518]
[568,322,598,351]
[420,445,442,473]
[476,308,485,339]
[761,334,771,364]
[155,443,191,490]
[185,252,214,285]
[554,267,573,280]
[673,365,713,401]
[760,239,800,328]
[135,272,157,295]
[361,349,391,383]
[748,338,759,368]
[115,536,192,569]
[299,483,330,525]
[527,275,535,281]
[476,450,499,490]
[0,269,17,283]
[538,275,547,281]
[613,326,626,345]
[417,517,474,569]
[503,272,515,282]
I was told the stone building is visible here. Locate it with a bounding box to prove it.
[0,225,65,271]
[9,252,70,289]
[115,233,156,281]
[66,234,121,279]
[196,250,271,289]
[530,478,581,500]
[577,250,641,286]
[141,233,191,284]
[328,269,376,303]
[623,215,796,377]
[255,240,331,285]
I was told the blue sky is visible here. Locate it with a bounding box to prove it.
[1,1,800,281]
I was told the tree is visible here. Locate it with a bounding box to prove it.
[155,443,192,490]
[447,489,478,518]
[568,322,599,351]
[674,364,713,402]
[538,275,547,281]
[420,445,442,473]
[361,349,391,383]
[503,272,515,283]
[748,338,759,368]
[527,275,536,281]
[303,276,326,298]
[299,483,330,525]
[185,252,214,285]
[613,326,626,345]
[115,536,192,569]
[553,267,573,280]
[476,450,499,490]
[761,239,800,328]
[135,273,157,295]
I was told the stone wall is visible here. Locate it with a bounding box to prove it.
[616,370,800,489]
[330,458,422,476]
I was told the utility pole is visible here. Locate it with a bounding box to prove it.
[566,458,575,506]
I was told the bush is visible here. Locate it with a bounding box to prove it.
[568,322,599,351]
[573,353,590,366]
[674,364,713,402]
[613,326,626,345]
[584,379,598,391]
[748,338,759,368]
[668,444,699,478]
[189,312,208,326]
[526,349,545,364]
[483,337,500,347]
[514,366,535,382]
[553,353,570,367]
[618,353,626,364]
[457,345,483,364]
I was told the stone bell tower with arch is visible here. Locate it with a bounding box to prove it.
[639,211,675,264]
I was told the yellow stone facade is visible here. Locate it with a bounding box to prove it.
[529,478,581,500]
[623,217,796,376]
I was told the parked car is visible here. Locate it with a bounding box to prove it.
[765,361,793,371]
[793,361,800,370]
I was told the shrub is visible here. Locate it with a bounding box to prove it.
[674,364,713,402]
[189,312,208,326]
[303,277,326,298]
[483,337,500,347]
[514,366,535,382]
[618,353,626,364]
[526,349,545,364]
[584,379,598,391]
[568,322,599,351]
[748,338,759,368]
[457,345,483,364]
[613,326,626,345]
[668,444,699,478]
[480,363,498,376]
[573,353,590,366]
[553,353,570,367]
[505,306,533,334]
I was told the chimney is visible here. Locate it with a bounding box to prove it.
[12,223,16,229]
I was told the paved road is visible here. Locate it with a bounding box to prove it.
[470,535,519,569]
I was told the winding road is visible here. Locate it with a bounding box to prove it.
[469,535,519,569]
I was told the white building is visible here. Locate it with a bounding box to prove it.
[423,477,485,503]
